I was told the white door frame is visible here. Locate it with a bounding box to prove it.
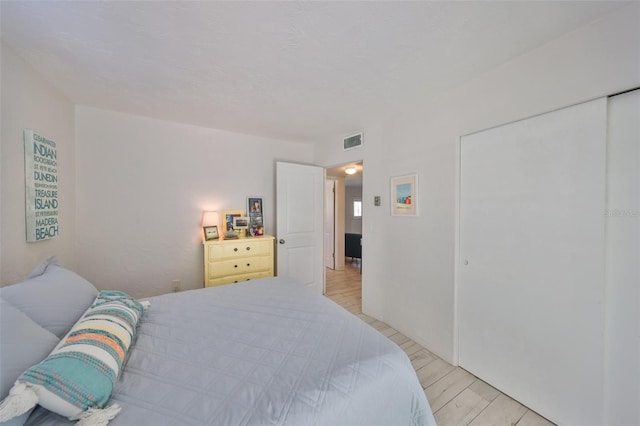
[324,179,336,269]
[333,177,346,271]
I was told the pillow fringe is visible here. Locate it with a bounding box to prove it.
[0,382,38,421]
[75,403,121,426]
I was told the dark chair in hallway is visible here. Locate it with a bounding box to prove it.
[345,233,362,273]
[345,233,361,260]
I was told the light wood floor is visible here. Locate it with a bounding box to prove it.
[325,260,555,426]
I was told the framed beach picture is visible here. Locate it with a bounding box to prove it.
[390,173,418,216]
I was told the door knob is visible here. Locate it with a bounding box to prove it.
[279,239,285,244]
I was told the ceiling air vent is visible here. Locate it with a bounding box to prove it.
[343,132,363,151]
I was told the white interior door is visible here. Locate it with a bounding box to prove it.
[603,89,639,426]
[324,179,335,269]
[458,98,607,425]
[276,162,324,294]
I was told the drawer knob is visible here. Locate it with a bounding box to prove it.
[234,248,238,252]
[247,263,250,267]
[234,280,238,283]
[234,265,238,268]
[246,247,251,251]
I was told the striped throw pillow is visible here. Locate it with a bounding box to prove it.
[0,291,147,425]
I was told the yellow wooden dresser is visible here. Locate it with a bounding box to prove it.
[203,235,275,287]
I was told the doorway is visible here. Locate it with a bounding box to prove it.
[324,161,363,305]
[325,162,363,270]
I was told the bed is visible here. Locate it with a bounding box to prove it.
[0,258,435,426]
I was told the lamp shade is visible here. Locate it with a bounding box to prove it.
[202,211,219,228]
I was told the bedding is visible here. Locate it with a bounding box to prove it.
[0,298,60,426]
[0,257,98,338]
[3,271,434,426]
[1,291,145,424]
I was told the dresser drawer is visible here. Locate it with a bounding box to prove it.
[207,239,272,260]
[203,235,275,288]
[205,271,272,287]
[207,255,272,279]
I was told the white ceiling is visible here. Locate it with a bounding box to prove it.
[1,1,626,143]
[327,161,363,187]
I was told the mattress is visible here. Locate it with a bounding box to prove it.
[24,277,435,425]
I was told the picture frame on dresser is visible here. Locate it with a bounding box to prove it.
[250,224,264,236]
[247,196,264,236]
[203,225,219,240]
[248,197,263,214]
[222,210,244,232]
[233,217,249,230]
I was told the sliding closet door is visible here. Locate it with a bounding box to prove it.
[604,89,639,426]
[459,98,607,425]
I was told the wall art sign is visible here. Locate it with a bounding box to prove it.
[24,130,59,241]
[390,173,418,216]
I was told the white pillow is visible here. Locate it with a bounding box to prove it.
[0,260,98,338]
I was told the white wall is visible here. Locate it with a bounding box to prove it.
[313,4,640,363]
[1,45,76,285]
[75,107,313,298]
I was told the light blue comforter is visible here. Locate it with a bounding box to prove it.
[25,277,435,426]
